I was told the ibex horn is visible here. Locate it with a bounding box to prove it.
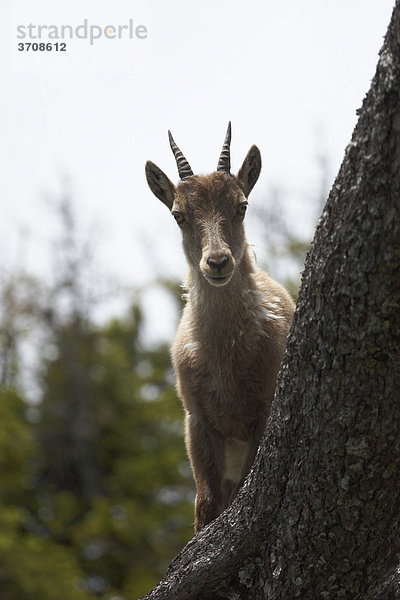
[168,131,194,180]
[217,121,232,174]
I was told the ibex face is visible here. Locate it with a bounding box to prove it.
[172,173,247,286]
[145,123,262,287]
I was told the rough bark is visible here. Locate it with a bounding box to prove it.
[141,3,400,598]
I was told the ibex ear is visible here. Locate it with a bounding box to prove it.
[236,145,262,197]
[145,161,176,210]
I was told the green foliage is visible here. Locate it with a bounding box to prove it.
[0,505,90,600]
[0,294,193,598]
[32,304,193,598]
[0,389,34,503]
[0,390,90,599]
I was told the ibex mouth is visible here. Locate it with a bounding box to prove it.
[204,273,232,287]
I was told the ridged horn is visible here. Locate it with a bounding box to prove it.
[217,121,232,174]
[168,130,194,179]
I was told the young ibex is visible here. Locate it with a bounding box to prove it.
[145,123,295,532]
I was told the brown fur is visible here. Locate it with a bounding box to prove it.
[146,139,295,532]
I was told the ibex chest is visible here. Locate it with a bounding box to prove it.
[173,328,272,439]
[172,285,288,437]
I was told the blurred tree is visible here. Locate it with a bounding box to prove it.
[31,191,193,598]
[249,189,309,300]
[35,306,193,598]
[0,388,91,599]
[0,187,195,598]
[248,132,332,302]
[0,271,39,388]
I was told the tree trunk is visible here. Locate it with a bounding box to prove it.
[141,3,400,598]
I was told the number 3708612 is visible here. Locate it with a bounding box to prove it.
[18,42,67,51]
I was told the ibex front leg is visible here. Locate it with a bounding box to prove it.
[185,413,225,533]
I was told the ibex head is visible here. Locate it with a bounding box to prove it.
[145,123,261,287]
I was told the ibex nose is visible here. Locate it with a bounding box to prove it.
[207,254,229,273]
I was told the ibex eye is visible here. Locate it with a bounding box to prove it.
[237,202,248,216]
[172,211,185,224]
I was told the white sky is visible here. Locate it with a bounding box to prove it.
[1,0,395,343]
